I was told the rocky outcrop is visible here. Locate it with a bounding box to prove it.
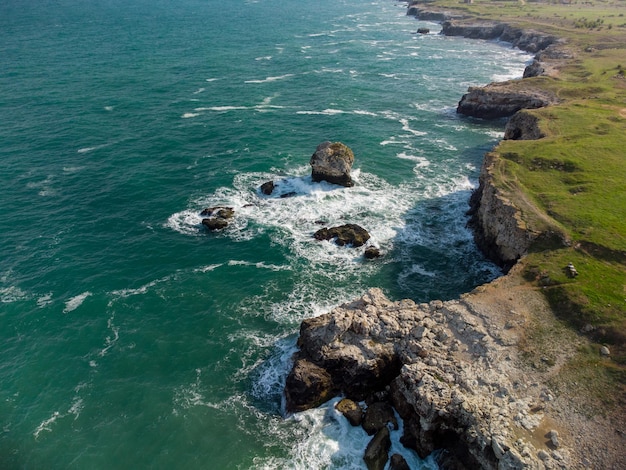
[284,288,572,469]
[201,206,235,231]
[310,141,355,187]
[457,82,559,119]
[503,109,544,140]
[313,224,371,247]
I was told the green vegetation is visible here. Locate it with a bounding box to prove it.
[421,0,626,396]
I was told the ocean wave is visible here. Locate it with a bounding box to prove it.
[0,285,29,303]
[63,291,92,313]
[244,74,295,84]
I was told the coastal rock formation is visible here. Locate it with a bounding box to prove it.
[201,206,235,231]
[457,82,558,119]
[364,427,391,470]
[441,21,558,53]
[313,224,371,247]
[503,109,544,140]
[310,141,355,187]
[260,180,275,195]
[284,287,572,469]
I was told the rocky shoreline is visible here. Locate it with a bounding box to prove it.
[282,4,597,470]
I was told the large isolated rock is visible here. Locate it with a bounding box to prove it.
[313,224,370,247]
[310,141,355,187]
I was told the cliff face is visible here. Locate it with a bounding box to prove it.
[456,83,559,119]
[468,152,536,270]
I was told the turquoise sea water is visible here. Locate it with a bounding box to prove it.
[0,1,531,468]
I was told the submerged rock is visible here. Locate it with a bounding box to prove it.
[364,247,381,259]
[313,224,370,247]
[260,181,275,195]
[364,427,391,470]
[310,141,355,187]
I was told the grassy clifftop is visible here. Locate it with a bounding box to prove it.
[417,0,626,391]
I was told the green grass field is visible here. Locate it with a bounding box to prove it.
[419,1,626,370]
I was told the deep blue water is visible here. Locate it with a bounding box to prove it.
[0,1,530,468]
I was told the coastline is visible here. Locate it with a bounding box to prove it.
[283,2,626,469]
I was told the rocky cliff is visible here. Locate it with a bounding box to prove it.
[456,83,559,119]
[284,286,573,469]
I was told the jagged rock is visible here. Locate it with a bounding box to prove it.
[362,402,398,436]
[504,110,544,140]
[457,82,558,119]
[417,28,430,34]
[600,346,611,357]
[202,218,229,231]
[363,427,391,470]
[313,224,371,247]
[364,247,381,259]
[260,181,275,195]
[336,398,363,426]
[310,141,355,187]
[201,206,235,231]
[286,291,403,404]
[389,453,411,470]
[284,358,334,413]
[523,60,545,78]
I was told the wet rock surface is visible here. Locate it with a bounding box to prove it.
[313,224,371,247]
[310,141,355,187]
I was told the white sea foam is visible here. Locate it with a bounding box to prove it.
[37,292,53,308]
[252,398,439,470]
[99,313,119,357]
[296,108,346,115]
[245,74,295,84]
[397,152,430,168]
[181,112,200,119]
[33,411,61,439]
[0,286,29,303]
[63,291,92,313]
[110,276,170,299]
[227,260,291,272]
[193,264,223,273]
